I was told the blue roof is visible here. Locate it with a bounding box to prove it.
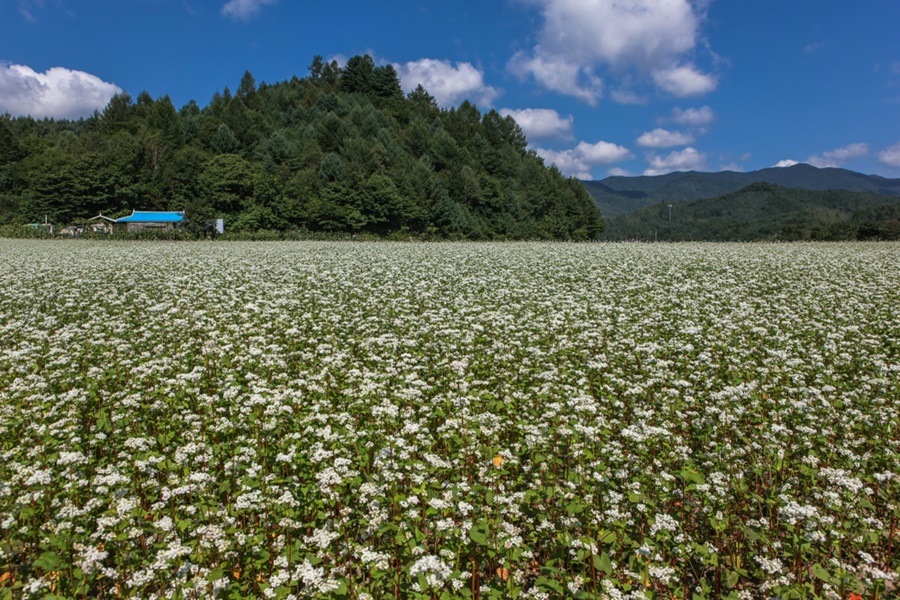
[116,211,185,223]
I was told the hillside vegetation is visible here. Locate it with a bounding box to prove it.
[584,164,900,218]
[0,55,603,240]
[603,182,900,241]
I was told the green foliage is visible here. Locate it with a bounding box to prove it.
[0,55,602,239]
[604,182,900,241]
[585,163,900,218]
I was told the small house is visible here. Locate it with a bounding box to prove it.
[115,210,185,232]
[86,213,118,234]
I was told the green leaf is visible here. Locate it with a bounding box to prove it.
[812,563,831,582]
[593,552,613,576]
[741,526,760,542]
[565,501,584,515]
[332,580,348,597]
[680,467,705,485]
[535,576,562,594]
[469,525,490,546]
[33,551,60,572]
[597,529,616,544]
[725,570,740,589]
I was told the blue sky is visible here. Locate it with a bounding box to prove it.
[1,0,899,179]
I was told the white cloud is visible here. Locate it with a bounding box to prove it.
[508,50,602,105]
[877,143,900,169]
[803,42,826,55]
[328,54,349,69]
[17,0,41,21]
[538,0,700,69]
[576,141,633,164]
[222,0,277,20]
[719,162,744,172]
[607,167,632,177]
[0,63,121,119]
[773,159,800,168]
[636,128,694,148]
[807,143,870,168]
[652,65,717,97]
[535,140,633,179]
[611,89,646,105]
[512,0,716,101]
[395,59,500,107]
[499,108,573,140]
[669,105,715,126]
[644,147,706,175]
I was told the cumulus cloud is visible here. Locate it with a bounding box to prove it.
[499,108,573,140]
[395,59,500,107]
[636,128,694,148]
[644,147,706,175]
[535,140,633,179]
[512,0,716,101]
[669,105,715,126]
[607,167,632,176]
[0,63,122,119]
[652,65,717,97]
[807,143,870,168]
[508,51,602,105]
[222,0,277,20]
[773,159,800,168]
[877,143,900,169]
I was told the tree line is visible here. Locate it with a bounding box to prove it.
[602,182,900,241]
[0,55,603,240]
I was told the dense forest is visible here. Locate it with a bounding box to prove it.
[582,163,900,218]
[0,55,603,240]
[602,182,900,241]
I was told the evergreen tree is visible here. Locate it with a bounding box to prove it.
[371,65,403,100]
[210,124,240,154]
[308,55,325,81]
[341,55,376,94]
[0,116,22,166]
[101,93,135,133]
[237,70,257,99]
[0,52,607,238]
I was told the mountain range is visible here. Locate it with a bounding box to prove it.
[601,181,900,242]
[582,164,900,218]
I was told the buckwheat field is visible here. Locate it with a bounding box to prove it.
[1,240,897,600]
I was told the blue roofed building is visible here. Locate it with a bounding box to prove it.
[115,210,185,232]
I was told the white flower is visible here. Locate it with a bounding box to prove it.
[409,554,452,587]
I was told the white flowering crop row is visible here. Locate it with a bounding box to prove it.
[0,240,897,600]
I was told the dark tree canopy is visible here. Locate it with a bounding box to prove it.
[0,54,604,239]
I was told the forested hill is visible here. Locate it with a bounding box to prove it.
[603,182,900,241]
[0,55,603,240]
[583,164,900,218]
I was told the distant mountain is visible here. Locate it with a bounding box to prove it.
[602,182,900,241]
[583,164,900,218]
